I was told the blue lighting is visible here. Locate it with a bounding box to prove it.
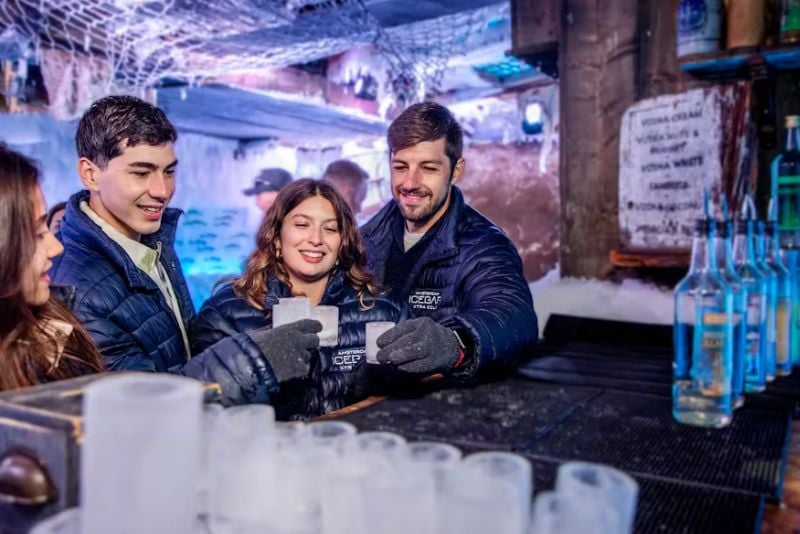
[525,102,542,124]
[176,205,252,308]
[473,56,535,83]
[522,102,544,135]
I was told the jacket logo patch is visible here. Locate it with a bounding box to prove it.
[332,347,365,372]
[409,289,442,311]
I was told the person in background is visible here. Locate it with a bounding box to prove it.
[49,95,321,406]
[0,145,104,391]
[243,168,293,213]
[191,179,408,419]
[321,159,369,217]
[46,201,67,234]
[361,102,538,381]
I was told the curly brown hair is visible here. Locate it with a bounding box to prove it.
[234,179,379,310]
[0,145,104,391]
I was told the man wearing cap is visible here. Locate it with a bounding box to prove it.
[243,168,293,213]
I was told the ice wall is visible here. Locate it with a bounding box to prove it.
[0,113,82,206]
[169,135,297,306]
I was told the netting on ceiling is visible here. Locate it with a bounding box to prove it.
[0,0,508,118]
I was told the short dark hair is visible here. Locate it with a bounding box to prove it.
[387,102,463,171]
[45,201,66,227]
[321,160,368,188]
[76,95,177,169]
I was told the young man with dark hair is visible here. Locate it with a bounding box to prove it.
[362,102,538,379]
[51,95,321,405]
[321,159,369,216]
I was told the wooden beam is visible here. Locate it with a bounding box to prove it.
[637,0,703,100]
[558,0,639,278]
[510,0,561,52]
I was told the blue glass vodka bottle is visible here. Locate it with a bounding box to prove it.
[774,115,800,367]
[783,247,800,368]
[756,221,778,382]
[674,219,734,427]
[733,218,769,392]
[765,220,794,376]
[784,250,800,368]
[716,221,747,408]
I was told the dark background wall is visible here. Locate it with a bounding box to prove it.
[514,0,716,279]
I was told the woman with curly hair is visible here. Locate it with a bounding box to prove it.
[191,179,408,419]
[0,145,104,391]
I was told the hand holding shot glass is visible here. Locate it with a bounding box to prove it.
[366,321,396,364]
[311,305,339,347]
[272,297,339,347]
[367,317,464,374]
[272,297,311,327]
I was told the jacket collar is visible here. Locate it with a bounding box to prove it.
[49,285,77,309]
[60,190,183,291]
[263,269,350,310]
[361,185,465,267]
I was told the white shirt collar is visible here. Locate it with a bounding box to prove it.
[80,201,160,272]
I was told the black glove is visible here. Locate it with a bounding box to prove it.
[376,317,461,375]
[248,319,321,382]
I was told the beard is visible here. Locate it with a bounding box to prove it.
[396,186,450,226]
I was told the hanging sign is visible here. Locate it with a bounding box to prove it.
[618,85,744,250]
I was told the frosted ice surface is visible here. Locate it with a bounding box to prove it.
[530,265,673,337]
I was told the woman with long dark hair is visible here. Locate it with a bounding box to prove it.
[191,179,408,419]
[0,145,104,390]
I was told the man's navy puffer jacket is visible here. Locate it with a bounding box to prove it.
[49,191,279,405]
[191,271,409,419]
[360,186,538,378]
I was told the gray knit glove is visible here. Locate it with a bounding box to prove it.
[376,317,461,375]
[248,319,321,382]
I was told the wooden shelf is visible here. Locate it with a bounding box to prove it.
[508,42,559,79]
[680,44,800,80]
[610,249,690,269]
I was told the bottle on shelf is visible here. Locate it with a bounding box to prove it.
[733,211,769,392]
[678,0,724,57]
[773,114,800,368]
[766,0,783,47]
[727,0,766,50]
[674,218,734,428]
[780,0,800,44]
[715,217,748,408]
[764,201,794,377]
[755,219,778,381]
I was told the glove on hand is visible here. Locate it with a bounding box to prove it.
[376,317,461,374]
[248,319,321,382]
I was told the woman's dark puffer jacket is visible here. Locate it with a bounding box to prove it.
[190,271,409,419]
